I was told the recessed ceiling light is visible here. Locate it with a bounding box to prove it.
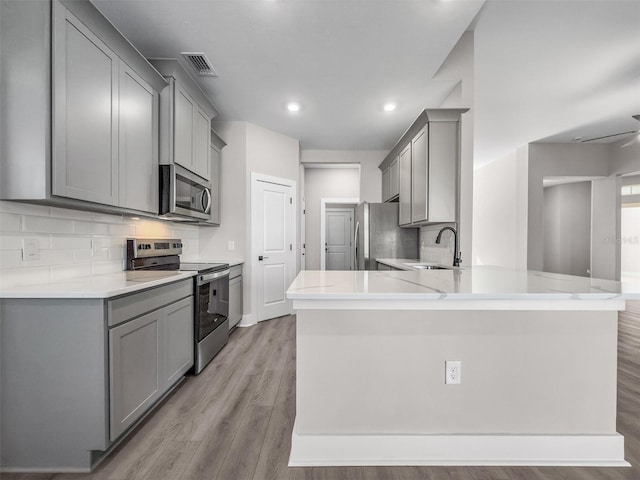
[287,102,301,113]
[383,103,397,112]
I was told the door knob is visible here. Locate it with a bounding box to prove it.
[258,255,270,261]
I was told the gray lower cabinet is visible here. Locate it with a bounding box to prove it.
[229,264,244,329]
[0,278,193,471]
[109,289,193,441]
[110,309,162,441]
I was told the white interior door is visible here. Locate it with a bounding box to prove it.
[324,208,354,270]
[253,175,295,322]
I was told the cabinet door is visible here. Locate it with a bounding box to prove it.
[163,297,194,388]
[174,84,194,172]
[229,275,243,329]
[381,167,390,202]
[411,128,428,224]
[118,63,158,213]
[389,157,399,198]
[52,3,118,205]
[427,122,458,222]
[209,145,221,225]
[109,310,161,441]
[398,143,412,226]
[193,106,211,180]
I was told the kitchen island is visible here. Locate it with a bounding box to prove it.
[286,267,638,467]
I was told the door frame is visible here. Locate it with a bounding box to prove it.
[251,172,297,323]
[320,197,359,270]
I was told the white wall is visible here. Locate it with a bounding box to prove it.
[434,31,474,267]
[527,143,611,271]
[200,121,247,263]
[472,146,528,269]
[543,182,591,277]
[591,176,619,281]
[204,121,300,323]
[300,150,385,203]
[609,134,640,176]
[303,167,360,270]
[0,201,199,288]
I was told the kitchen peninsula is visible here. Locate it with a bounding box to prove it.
[286,267,638,467]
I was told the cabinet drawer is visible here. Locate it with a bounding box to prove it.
[229,264,243,280]
[108,278,193,327]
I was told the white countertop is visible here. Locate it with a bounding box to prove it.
[0,270,196,299]
[287,266,640,301]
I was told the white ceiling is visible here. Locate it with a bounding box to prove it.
[92,0,640,163]
[92,0,484,151]
[473,0,640,165]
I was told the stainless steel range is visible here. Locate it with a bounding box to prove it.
[126,239,230,374]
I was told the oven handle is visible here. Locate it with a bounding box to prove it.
[198,269,230,285]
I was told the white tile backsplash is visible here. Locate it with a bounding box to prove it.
[0,212,22,232]
[419,223,457,266]
[0,200,200,288]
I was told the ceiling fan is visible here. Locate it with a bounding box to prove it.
[581,114,640,148]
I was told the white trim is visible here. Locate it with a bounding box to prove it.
[251,173,297,323]
[289,425,629,467]
[236,313,255,327]
[319,197,359,270]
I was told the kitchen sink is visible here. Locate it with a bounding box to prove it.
[412,265,451,270]
[403,263,453,270]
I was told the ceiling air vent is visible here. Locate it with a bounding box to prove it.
[181,52,218,77]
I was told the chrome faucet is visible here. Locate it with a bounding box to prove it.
[435,226,461,267]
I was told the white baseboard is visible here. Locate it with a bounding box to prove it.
[289,422,630,467]
[237,313,255,327]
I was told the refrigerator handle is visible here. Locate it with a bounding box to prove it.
[353,221,360,270]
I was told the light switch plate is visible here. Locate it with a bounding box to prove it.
[228,240,235,251]
[22,239,40,261]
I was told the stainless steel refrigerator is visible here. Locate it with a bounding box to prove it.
[354,202,419,270]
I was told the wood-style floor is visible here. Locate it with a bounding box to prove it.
[5,303,640,480]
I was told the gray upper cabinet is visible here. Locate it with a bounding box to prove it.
[379,108,468,227]
[174,84,195,173]
[151,59,218,182]
[0,0,166,215]
[410,128,428,223]
[52,3,119,206]
[381,166,390,202]
[381,157,399,203]
[118,64,158,213]
[389,157,400,199]
[193,106,212,180]
[398,144,412,226]
[199,129,226,226]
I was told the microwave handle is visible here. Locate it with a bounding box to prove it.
[202,188,212,214]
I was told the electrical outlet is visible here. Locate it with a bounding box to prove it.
[445,360,461,385]
[228,240,235,251]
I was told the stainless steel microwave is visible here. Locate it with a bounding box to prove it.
[159,164,212,221]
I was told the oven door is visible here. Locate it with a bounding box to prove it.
[196,269,230,342]
[160,164,212,221]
